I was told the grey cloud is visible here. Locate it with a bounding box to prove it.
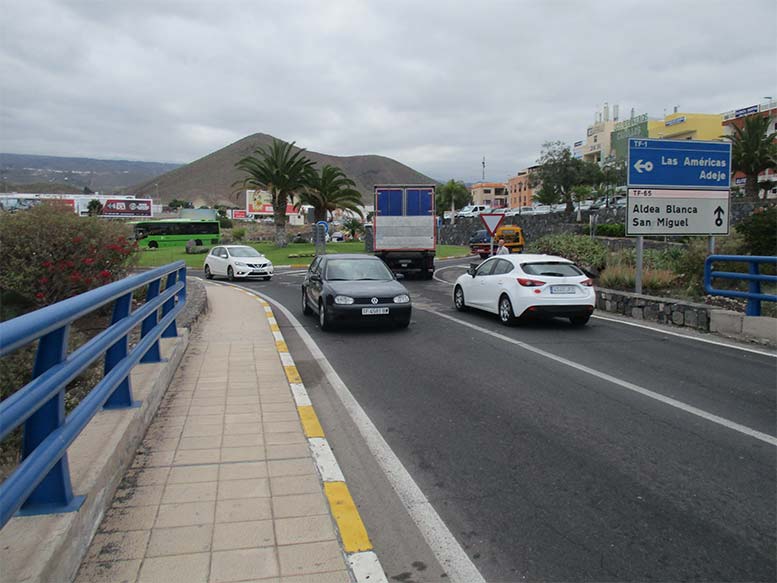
[1,0,775,182]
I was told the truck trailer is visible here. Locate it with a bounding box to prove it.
[372,184,436,279]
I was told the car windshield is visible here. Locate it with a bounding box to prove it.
[521,262,582,277]
[325,259,393,281]
[227,246,263,258]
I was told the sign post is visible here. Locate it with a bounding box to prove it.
[627,138,732,293]
[479,213,505,257]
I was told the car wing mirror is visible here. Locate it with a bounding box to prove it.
[468,265,477,277]
[310,273,321,282]
[395,273,405,280]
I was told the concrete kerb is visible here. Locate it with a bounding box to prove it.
[0,335,189,583]
[217,281,388,583]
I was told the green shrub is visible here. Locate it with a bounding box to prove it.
[611,247,684,271]
[735,207,777,256]
[592,223,626,237]
[0,206,138,309]
[232,227,246,241]
[599,264,678,293]
[526,234,607,272]
[218,216,233,229]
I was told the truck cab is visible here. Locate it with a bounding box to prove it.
[470,225,525,258]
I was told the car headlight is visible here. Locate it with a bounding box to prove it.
[393,294,410,304]
[334,295,354,305]
[234,261,247,267]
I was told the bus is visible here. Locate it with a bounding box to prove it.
[131,219,221,248]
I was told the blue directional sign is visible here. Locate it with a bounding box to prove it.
[628,138,732,190]
[316,220,329,234]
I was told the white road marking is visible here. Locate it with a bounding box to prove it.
[275,270,308,277]
[309,437,346,482]
[432,265,466,286]
[256,293,486,583]
[279,352,294,367]
[592,313,777,358]
[419,306,777,447]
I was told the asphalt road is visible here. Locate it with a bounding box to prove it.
[201,262,777,582]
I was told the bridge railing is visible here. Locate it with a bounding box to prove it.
[0,261,187,528]
[704,255,777,316]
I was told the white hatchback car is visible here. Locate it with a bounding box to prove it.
[453,254,595,326]
[204,245,274,281]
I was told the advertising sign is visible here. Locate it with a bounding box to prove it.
[101,198,152,217]
[232,210,247,219]
[611,120,649,160]
[735,105,759,118]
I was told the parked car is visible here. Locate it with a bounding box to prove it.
[301,254,412,330]
[457,204,492,217]
[452,254,595,326]
[532,205,552,214]
[470,225,525,258]
[203,245,273,281]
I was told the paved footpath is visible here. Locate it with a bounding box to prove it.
[76,282,379,583]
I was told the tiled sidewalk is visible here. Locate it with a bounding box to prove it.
[76,283,350,583]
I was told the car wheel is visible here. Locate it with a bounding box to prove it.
[498,295,516,326]
[227,266,235,281]
[194,239,203,246]
[149,241,158,249]
[302,288,313,315]
[570,314,591,327]
[318,301,333,331]
[453,285,468,311]
[204,265,213,280]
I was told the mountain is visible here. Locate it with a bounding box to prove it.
[124,133,437,207]
[0,153,181,192]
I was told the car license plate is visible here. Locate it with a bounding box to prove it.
[362,307,389,315]
[550,285,576,294]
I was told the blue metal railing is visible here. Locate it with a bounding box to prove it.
[704,255,777,316]
[0,262,186,527]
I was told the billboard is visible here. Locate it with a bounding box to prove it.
[611,119,649,160]
[246,190,294,215]
[0,195,76,213]
[100,198,153,217]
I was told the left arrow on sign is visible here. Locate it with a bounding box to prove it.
[633,160,654,173]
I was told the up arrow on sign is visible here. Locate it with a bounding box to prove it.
[479,213,505,236]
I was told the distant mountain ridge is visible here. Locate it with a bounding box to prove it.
[0,153,181,192]
[125,133,437,207]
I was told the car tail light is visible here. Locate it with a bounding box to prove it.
[517,277,545,287]
[581,278,593,286]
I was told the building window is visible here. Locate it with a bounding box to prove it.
[484,189,492,194]
[593,135,598,143]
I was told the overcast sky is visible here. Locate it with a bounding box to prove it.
[2,0,775,182]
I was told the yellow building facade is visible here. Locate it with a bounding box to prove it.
[648,112,723,141]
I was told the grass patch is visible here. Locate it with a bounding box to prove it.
[135,242,471,269]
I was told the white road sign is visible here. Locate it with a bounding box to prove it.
[626,189,730,236]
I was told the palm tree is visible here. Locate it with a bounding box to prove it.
[295,164,364,222]
[233,139,315,247]
[723,116,777,200]
[436,179,470,224]
[341,217,364,240]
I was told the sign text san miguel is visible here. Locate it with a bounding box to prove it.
[627,138,731,236]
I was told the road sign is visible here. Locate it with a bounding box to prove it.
[316,220,329,234]
[627,138,731,190]
[479,213,505,236]
[626,189,729,235]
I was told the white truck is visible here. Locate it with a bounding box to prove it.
[372,184,436,279]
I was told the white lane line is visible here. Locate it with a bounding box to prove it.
[290,383,312,406]
[592,313,777,358]
[419,306,777,447]
[279,352,295,367]
[275,270,308,277]
[257,293,486,583]
[432,265,466,286]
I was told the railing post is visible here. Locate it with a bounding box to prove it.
[178,267,187,304]
[161,271,178,339]
[746,261,761,316]
[19,325,84,515]
[103,293,139,409]
[140,279,163,363]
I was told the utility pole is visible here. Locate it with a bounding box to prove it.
[482,157,486,181]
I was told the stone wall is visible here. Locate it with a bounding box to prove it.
[596,288,712,330]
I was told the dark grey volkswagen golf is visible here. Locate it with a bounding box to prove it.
[301,254,412,330]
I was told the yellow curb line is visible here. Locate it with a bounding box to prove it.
[283,364,302,384]
[324,481,373,553]
[275,340,288,352]
[298,405,325,438]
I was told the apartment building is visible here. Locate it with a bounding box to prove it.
[470,182,508,208]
